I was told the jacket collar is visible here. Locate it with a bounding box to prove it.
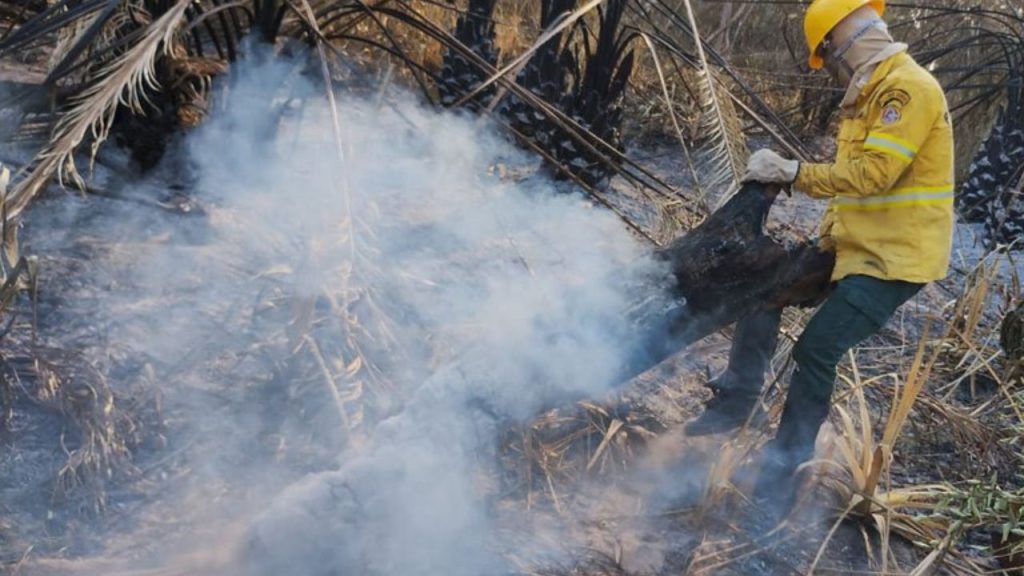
[840,44,909,115]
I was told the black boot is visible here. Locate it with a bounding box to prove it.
[686,311,782,437]
[753,438,798,498]
[752,440,801,514]
[684,387,758,436]
[701,369,738,394]
[752,369,832,516]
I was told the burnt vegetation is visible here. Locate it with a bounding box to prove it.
[0,0,1024,575]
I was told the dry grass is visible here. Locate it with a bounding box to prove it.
[501,397,666,512]
[0,164,150,517]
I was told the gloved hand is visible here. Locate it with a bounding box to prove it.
[743,149,799,184]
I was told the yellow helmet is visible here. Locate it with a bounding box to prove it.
[804,0,885,70]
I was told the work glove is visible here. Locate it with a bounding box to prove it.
[742,149,799,185]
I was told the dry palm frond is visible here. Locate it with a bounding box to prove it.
[878,326,936,453]
[5,0,192,223]
[627,0,812,162]
[292,0,400,442]
[637,33,702,202]
[164,52,228,127]
[937,254,1019,410]
[811,330,995,572]
[0,163,39,335]
[677,0,747,209]
[48,8,104,76]
[956,259,1000,340]
[823,330,937,515]
[809,480,964,574]
[819,407,965,572]
[699,69,748,208]
[500,398,663,505]
[18,347,145,516]
[0,164,16,268]
[696,435,750,514]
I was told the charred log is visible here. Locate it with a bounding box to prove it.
[509,182,834,490]
[626,182,834,377]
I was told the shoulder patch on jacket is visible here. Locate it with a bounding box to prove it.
[881,106,901,125]
[879,89,911,125]
[880,88,911,110]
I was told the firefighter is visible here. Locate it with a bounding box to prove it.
[685,0,955,505]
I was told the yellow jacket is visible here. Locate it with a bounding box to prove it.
[795,51,955,284]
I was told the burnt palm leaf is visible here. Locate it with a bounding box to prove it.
[545,0,635,186]
[941,15,1024,247]
[253,0,288,43]
[0,0,113,58]
[368,0,698,237]
[0,0,696,242]
[488,0,638,187]
[437,0,498,107]
[503,0,575,141]
[959,98,1024,225]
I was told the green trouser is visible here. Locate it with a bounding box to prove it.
[722,274,923,467]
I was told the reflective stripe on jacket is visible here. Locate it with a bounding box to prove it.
[795,51,955,284]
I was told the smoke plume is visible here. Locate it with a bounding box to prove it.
[27,53,676,574]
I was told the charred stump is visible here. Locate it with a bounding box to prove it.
[629,182,834,376]
[515,182,834,485]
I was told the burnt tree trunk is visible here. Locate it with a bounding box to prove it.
[621,181,834,382]
[521,182,834,450]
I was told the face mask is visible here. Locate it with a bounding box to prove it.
[820,19,886,84]
[820,36,853,84]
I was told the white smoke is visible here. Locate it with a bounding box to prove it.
[211,56,672,574]
[30,53,676,574]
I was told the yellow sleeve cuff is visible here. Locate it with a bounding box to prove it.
[794,163,833,199]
